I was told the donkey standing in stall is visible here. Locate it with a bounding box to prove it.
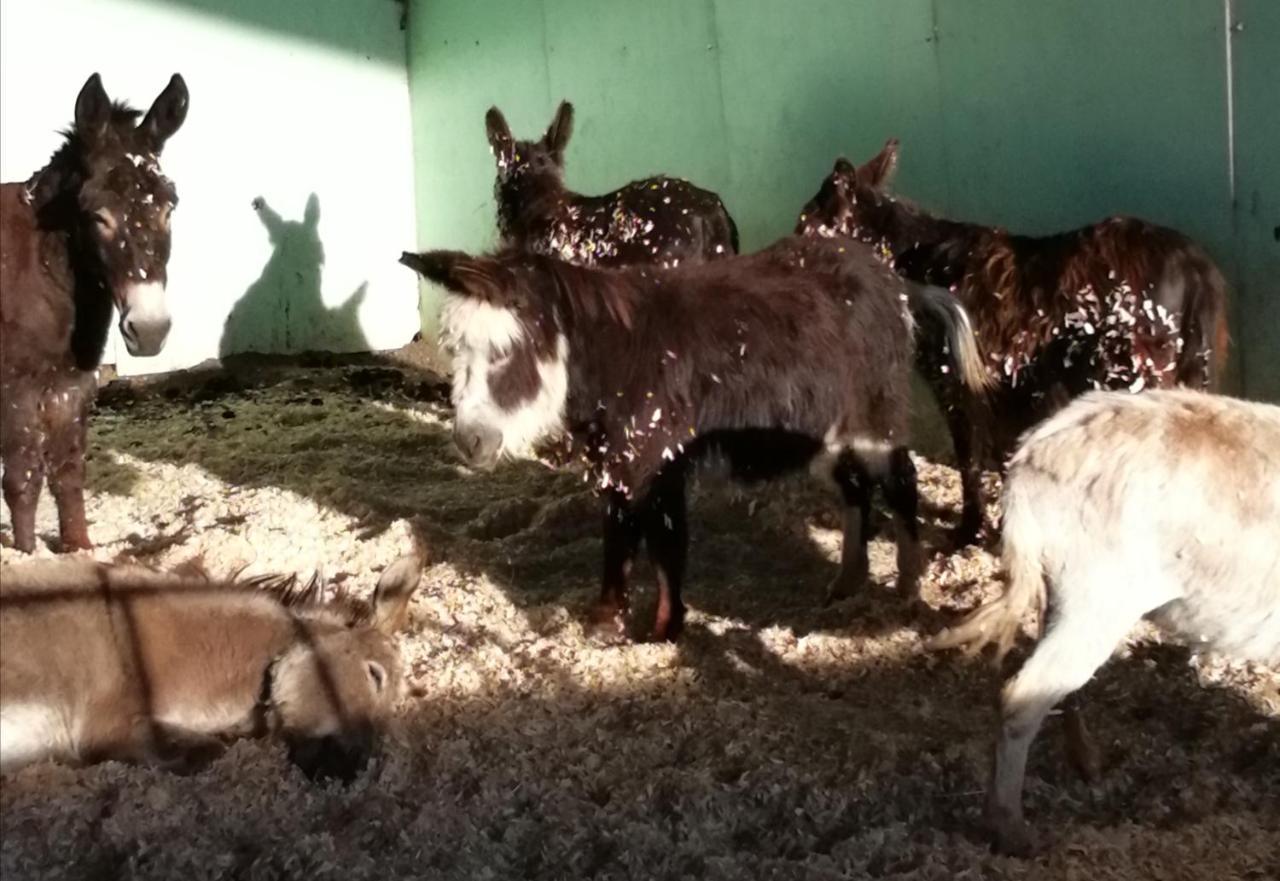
[929,390,1280,855]
[1,555,423,782]
[486,101,738,268]
[1,73,189,553]
[401,237,989,641]
[796,141,1230,544]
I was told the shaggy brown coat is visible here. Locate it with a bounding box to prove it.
[486,102,738,268]
[403,236,989,641]
[1,73,188,553]
[797,140,1230,543]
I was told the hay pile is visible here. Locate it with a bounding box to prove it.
[2,363,1276,881]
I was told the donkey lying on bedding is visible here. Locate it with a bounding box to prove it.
[797,140,1230,545]
[929,390,1279,855]
[486,101,738,268]
[401,236,989,641]
[0,555,422,781]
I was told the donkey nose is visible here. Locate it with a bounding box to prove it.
[453,421,502,469]
[121,314,172,357]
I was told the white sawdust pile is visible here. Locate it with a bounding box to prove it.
[2,363,1276,881]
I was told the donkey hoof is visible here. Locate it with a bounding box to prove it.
[647,612,685,643]
[985,810,1037,857]
[952,518,984,549]
[823,572,864,606]
[586,605,628,643]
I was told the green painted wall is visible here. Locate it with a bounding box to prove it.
[408,1,1278,400]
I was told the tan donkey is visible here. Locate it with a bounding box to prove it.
[0,554,422,781]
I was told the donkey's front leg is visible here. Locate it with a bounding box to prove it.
[883,447,925,603]
[643,467,688,642]
[44,374,95,552]
[2,442,45,555]
[590,490,642,639]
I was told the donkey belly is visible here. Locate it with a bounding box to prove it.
[695,429,824,484]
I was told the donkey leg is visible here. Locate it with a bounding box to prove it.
[43,376,94,552]
[825,452,873,605]
[2,440,45,555]
[1061,694,1102,782]
[945,407,985,547]
[882,447,926,604]
[644,467,688,642]
[591,490,642,638]
[988,603,1133,856]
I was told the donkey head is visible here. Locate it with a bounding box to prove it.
[795,139,899,239]
[270,556,422,782]
[400,250,569,470]
[485,101,575,184]
[63,73,189,356]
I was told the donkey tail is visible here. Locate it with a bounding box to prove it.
[926,470,1047,664]
[907,284,993,393]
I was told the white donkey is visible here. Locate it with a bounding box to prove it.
[930,389,1280,854]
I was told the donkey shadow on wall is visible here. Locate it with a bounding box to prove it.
[219,193,370,358]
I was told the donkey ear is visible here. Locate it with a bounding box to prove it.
[399,250,471,290]
[485,106,514,158]
[140,73,189,153]
[858,138,899,188]
[832,157,856,178]
[400,250,510,302]
[75,73,112,143]
[369,555,422,635]
[544,101,574,162]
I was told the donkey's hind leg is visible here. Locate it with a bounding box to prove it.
[824,451,873,605]
[988,595,1136,855]
[591,490,643,639]
[43,373,94,551]
[643,466,688,642]
[882,446,925,603]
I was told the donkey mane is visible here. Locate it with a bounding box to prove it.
[0,558,370,625]
[25,102,148,212]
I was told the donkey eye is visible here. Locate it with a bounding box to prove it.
[92,209,117,237]
[366,661,388,693]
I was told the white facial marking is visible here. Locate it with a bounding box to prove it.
[121,281,170,327]
[443,294,570,459]
[441,295,524,355]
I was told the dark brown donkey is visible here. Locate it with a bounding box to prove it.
[797,140,1230,544]
[1,73,189,553]
[486,101,738,268]
[401,237,989,641]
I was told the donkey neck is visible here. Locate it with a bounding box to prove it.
[22,159,117,371]
[860,194,991,288]
[495,171,569,242]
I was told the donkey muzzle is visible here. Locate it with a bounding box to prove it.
[119,282,171,356]
[286,726,376,784]
[453,419,502,470]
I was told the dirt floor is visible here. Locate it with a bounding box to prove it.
[1,359,1277,881]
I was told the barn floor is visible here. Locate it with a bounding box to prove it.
[2,360,1277,881]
